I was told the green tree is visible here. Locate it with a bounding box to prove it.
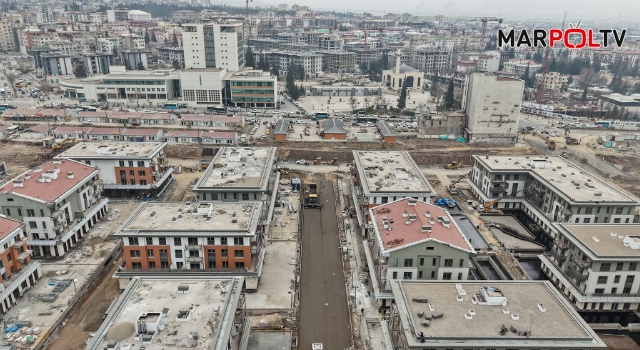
[581,84,588,101]
[286,65,300,100]
[124,57,132,70]
[445,78,455,110]
[172,32,178,46]
[137,61,145,70]
[145,30,150,44]
[172,59,182,70]
[508,48,515,59]
[299,85,305,96]
[521,63,530,87]
[397,79,407,110]
[245,47,256,68]
[104,30,109,38]
[151,31,157,42]
[525,53,532,60]
[532,49,543,63]
[592,55,601,72]
[429,71,440,103]
[74,63,87,78]
[270,64,278,77]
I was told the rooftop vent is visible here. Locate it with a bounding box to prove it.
[150,211,156,218]
[421,225,432,233]
[403,210,408,218]
[592,236,600,243]
[537,303,546,312]
[171,217,177,222]
[408,198,417,206]
[425,211,430,218]
[67,172,74,179]
[177,285,189,293]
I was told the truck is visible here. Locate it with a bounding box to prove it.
[304,183,320,209]
[548,139,556,150]
[565,136,579,145]
[240,134,247,143]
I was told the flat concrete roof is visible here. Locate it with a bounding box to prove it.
[392,281,605,349]
[474,155,637,204]
[87,277,243,350]
[195,147,276,191]
[116,201,263,236]
[56,141,165,159]
[354,150,434,196]
[558,224,640,259]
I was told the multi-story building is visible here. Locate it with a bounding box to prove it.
[158,47,184,67]
[40,52,73,76]
[318,34,343,51]
[97,38,118,53]
[542,224,640,315]
[410,47,451,73]
[535,71,570,93]
[83,53,116,75]
[55,142,173,199]
[503,59,542,77]
[172,10,199,23]
[351,150,435,231]
[364,198,475,303]
[115,201,265,274]
[0,215,42,315]
[194,146,276,201]
[469,155,639,247]
[318,50,356,73]
[462,73,524,142]
[226,68,278,108]
[121,33,146,50]
[265,50,322,77]
[121,50,150,70]
[0,159,108,258]
[475,51,501,72]
[182,22,245,72]
[387,281,606,349]
[127,10,151,21]
[0,21,16,53]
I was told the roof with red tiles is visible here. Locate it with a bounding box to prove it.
[26,124,51,133]
[109,112,141,119]
[77,111,108,118]
[0,159,97,203]
[4,108,39,116]
[53,127,92,134]
[122,128,162,136]
[88,127,125,135]
[201,131,236,138]
[140,113,174,120]
[36,109,67,117]
[371,198,473,253]
[166,130,201,137]
[181,114,212,121]
[212,116,243,123]
[0,215,21,240]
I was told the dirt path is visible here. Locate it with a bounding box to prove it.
[44,257,122,350]
[164,172,201,201]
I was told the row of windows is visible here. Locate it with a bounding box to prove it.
[104,80,166,85]
[130,248,244,259]
[392,271,464,280]
[200,192,259,200]
[126,87,166,92]
[231,89,274,95]
[128,236,246,246]
[394,257,465,268]
[600,262,638,272]
[119,160,146,167]
[231,81,274,87]
[131,261,244,269]
[231,97,275,103]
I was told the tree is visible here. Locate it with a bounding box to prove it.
[137,61,145,70]
[245,47,255,68]
[592,55,601,72]
[521,63,531,88]
[508,48,515,59]
[445,78,455,110]
[429,71,440,103]
[124,57,132,70]
[145,30,150,44]
[112,46,118,55]
[532,49,543,63]
[270,65,278,77]
[286,64,300,100]
[5,72,15,87]
[74,63,87,78]
[581,84,588,101]
[172,59,182,70]
[299,85,305,96]
[172,32,178,46]
[349,97,357,112]
[259,53,270,71]
[525,53,532,60]
[397,79,407,110]
[151,31,157,42]
[579,68,596,100]
[104,30,109,38]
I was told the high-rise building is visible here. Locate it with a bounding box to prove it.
[0,21,16,53]
[182,22,244,72]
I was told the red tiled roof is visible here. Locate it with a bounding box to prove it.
[372,198,472,252]
[122,128,161,136]
[54,127,92,134]
[0,215,21,240]
[77,111,107,117]
[88,127,124,135]
[26,124,51,132]
[141,113,173,120]
[212,116,243,123]
[0,160,97,202]
[110,112,141,119]
[166,130,201,137]
[36,109,67,117]
[4,108,39,116]
[201,131,236,138]
[181,114,211,121]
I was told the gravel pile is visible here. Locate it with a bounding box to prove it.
[105,322,135,341]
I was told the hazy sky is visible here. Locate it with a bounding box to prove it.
[244,0,640,22]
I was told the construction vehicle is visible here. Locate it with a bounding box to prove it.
[313,157,322,165]
[565,136,579,145]
[276,166,289,175]
[548,139,556,151]
[480,189,526,214]
[444,161,463,169]
[328,158,339,166]
[304,183,320,209]
[51,138,76,150]
[447,172,470,194]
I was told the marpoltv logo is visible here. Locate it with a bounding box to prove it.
[498,22,626,49]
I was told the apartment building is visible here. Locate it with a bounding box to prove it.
[351,150,435,229]
[317,51,356,73]
[469,155,638,247]
[83,53,116,75]
[226,68,278,108]
[0,160,108,258]
[462,73,524,142]
[0,21,16,53]
[182,22,245,72]
[535,71,570,93]
[115,201,264,275]
[97,38,118,53]
[541,224,640,316]
[503,59,542,77]
[364,198,474,303]
[0,216,42,315]
[388,281,606,349]
[410,47,451,73]
[56,142,173,199]
[475,51,500,72]
[194,146,276,201]
[265,50,323,77]
[318,34,343,51]
[40,53,73,76]
[158,47,184,67]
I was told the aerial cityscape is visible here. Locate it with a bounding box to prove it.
[0,1,637,349]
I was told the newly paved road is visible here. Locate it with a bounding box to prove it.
[299,176,351,350]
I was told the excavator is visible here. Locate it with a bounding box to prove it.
[52,138,76,150]
[328,158,340,166]
[447,172,471,194]
[480,189,526,214]
[444,161,464,169]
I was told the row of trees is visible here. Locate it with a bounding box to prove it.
[362,52,389,82]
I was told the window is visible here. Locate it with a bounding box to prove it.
[175,249,183,258]
[129,170,134,176]
[147,249,154,257]
[29,221,37,229]
[426,247,434,250]
[159,237,167,245]
[458,272,463,280]
[130,250,140,258]
[222,261,229,268]
[459,259,465,268]
[128,161,134,167]
[614,218,621,223]
[5,209,9,216]
[236,262,245,269]
[130,179,136,185]
[221,249,228,257]
[595,288,605,294]
[404,259,413,267]
[221,237,227,245]
[233,237,243,245]
[138,171,146,176]
[149,261,156,269]
[161,261,169,268]
[432,258,437,266]
[600,263,611,272]
[597,276,608,284]
[174,237,182,246]
[585,207,593,214]
[119,161,125,166]
[40,209,44,216]
[630,263,638,271]
[444,259,453,267]
[584,218,591,223]
[140,180,147,185]
[128,237,139,245]
[146,237,153,245]
[616,263,623,271]
[42,221,46,229]
[392,272,398,279]
[132,262,142,269]
[242,193,249,200]
[616,207,624,215]
[234,250,244,258]
[574,218,579,223]
[138,161,145,167]
[443,273,452,280]
[207,237,215,245]
[626,276,635,284]
[26,209,34,216]
[403,272,412,280]
[177,262,183,269]
[430,271,435,279]
[614,275,621,283]
[419,258,424,266]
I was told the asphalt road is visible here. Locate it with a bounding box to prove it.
[299,176,351,350]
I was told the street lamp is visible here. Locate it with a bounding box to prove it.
[73,279,78,293]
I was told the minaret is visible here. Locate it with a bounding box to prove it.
[395,49,401,74]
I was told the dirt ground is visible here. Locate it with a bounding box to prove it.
[44,257,123,350]
[0,141,54,174]
[598,334,640,350]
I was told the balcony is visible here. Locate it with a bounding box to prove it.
[567,265,587,282]
[187,256,203,263]
[571,255,591,269]
[553,238,569,251]
[186,244,202,251]
[12,238,27,249]
[159,254,169,261]
[550,249,567,263]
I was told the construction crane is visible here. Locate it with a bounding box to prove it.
[447,172,470,194]
[246,0,252,38]
[536,12,566,104]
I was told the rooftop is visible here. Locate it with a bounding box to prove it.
[88,277,244,350]
[371,198,473,253]
[87,127,125,135]
[377,121,395,137]
[0,215,21,240]
[116,201,263,235]
[122,128,162,137]
[354,150,434,195]
[393,281,605,348]
[274,119,290,134]
[474,155,637,204]
[321,118,346,134]
[0,159,97,203]
[195,147,275,191]
[56,142,165,159]
[53,126,92,134]
[558,224,640,258]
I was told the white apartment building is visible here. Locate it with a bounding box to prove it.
[542,224,640,316]
[410,47,451,73]
[265,50,322,77]
[182,22,244,72]
[98,38,118,53]
[462,72,524,142]
[475,51,500,72]
[503,59,542,77]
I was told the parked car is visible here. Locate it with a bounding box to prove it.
[296,159,307,165]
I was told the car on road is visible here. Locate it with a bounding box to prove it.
[261,133,266,139]
[296,159,308,164]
